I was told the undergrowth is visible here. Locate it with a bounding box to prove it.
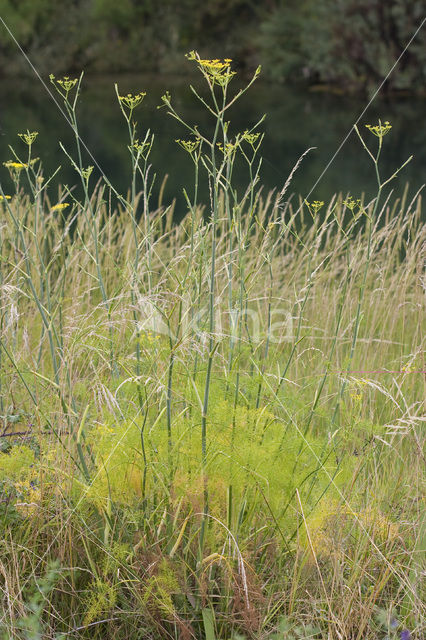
[0,53,424,639]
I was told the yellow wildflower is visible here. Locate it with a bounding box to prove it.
[304,199,324,216]
[365,120,392,138]
[216,140,239,156]
[50,74,78,96]
[51,203,69,211]
[186,51,235,86]
[342,195,360,211]
[118,91,146,111]
[81,166,94,181]
[0,195,11,200]
[242,130,261,146]
[133,139,151,155]
[3,161,27,170]
[18,130,39,145]
[176,138,201,154]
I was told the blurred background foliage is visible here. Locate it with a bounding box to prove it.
[0,0,425,93]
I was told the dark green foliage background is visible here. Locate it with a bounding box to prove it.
[0,0,425,92]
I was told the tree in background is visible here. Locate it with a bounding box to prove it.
[0,0,95,75]
[258,0,426,92]
[89,0,258,73]
[0,0,424,92]
[0,0,258,76]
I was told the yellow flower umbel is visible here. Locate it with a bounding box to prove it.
[342,195,360,212]
[365,120,392,139]
[81,166,94,184]
[216,140,239,158]
[242,130,261,147]
[3,161,27,171]
[304,199,324,217]
[175,138,201,155]
[342,194,366,220]
[49,74,78,100]
[3,160,28,184]
[0,195,11,201]
[51,203,69,211]
[18,130,39,146]
[115,85,147,126]
[118,91,146,113]
[133,138,152,158]
[186,51,235,86]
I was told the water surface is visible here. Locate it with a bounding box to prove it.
[1,73,425,217]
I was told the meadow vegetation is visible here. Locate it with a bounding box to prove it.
[0,53,424,639]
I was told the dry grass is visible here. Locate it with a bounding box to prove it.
[0,62,424,639]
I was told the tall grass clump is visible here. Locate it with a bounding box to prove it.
[0,53,424,640]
